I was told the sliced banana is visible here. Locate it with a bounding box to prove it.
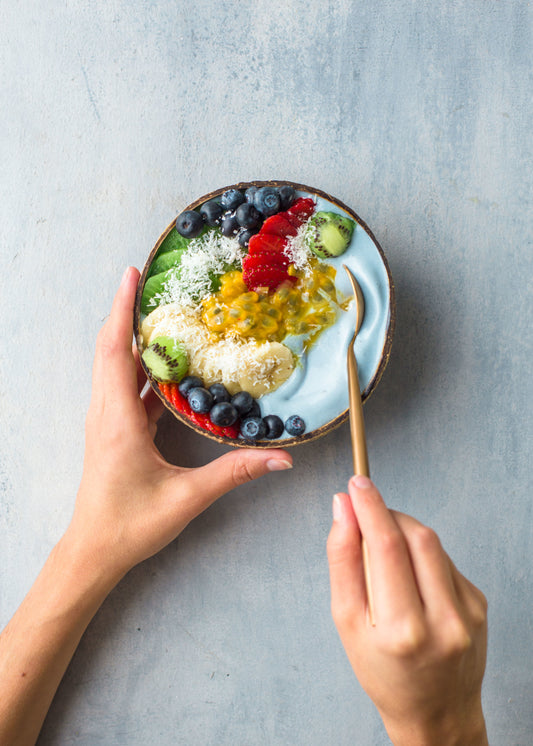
[238,342,294,397]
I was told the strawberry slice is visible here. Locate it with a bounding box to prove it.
[159,382,239,439]
[260,214,298,237]
[243,265,296,292]
[248,233,287,255]
[159,382,171,401]
[286,197,315,227]
[242,251,289,273]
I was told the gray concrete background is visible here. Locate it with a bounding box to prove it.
[1,2,531,744]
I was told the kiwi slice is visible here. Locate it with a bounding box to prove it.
[306,211,355,259]
[142,336,188,383]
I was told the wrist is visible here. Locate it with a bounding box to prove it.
[53,529,125,607]
[383,701,488,746]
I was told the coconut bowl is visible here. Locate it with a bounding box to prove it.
[134,180,395,448]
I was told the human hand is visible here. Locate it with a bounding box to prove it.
[66,267,292,582]
[327,476,488,746]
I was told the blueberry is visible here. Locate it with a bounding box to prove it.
[187,386,214,414]
[245,186,258,203]
[285,414,306,436]
[278,185,296,210]
[220,189,246,211]
[178,375,203,397]
[240,416,267,441]
[237,228,257,248]
[253,187,281,216]
[209,383,230,403]
[247,399,262,418]
[175,210,204,238]
[263,414,284,439]
[199,200,223,227]
[235,202,262,229]
[210,402,238,427]
[221,212,239,237]
[231,391,255,417]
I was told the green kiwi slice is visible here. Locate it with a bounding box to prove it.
[306,211,355,259]
[141,336,188,383]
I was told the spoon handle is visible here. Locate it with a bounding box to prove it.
[347,342,375,625]
[347,340,369,477]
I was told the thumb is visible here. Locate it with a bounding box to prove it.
[177,448,293,518]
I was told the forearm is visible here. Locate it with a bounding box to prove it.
[0,533,120,746]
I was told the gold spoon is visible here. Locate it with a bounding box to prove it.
[343,265,375,625]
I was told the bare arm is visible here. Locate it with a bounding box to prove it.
[0,267,292,745]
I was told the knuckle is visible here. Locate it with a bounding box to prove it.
[385,617,427,658]
[477,588,488,614]
[95,326,121,361]
[411,524,441,554]
[441,616,473,657]
[326,531,357,565]
[471,590,488,627]
[376,529,404,558]
[98,338,120,360]
[231,455,257,486]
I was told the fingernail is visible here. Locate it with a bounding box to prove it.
[266,459,292,472]
[352,475,373,489]
[332,493,344,521]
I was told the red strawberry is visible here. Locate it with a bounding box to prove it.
[160,382,239,439]
[172,385,193,415]
[243,265,296,292]
[260,214,298,237]
[286,197,315,227]
[159,382,171,400]
[248,233,287,255]
[242,251,289,273]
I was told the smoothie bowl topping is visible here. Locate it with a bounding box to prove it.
[134,181,394,447]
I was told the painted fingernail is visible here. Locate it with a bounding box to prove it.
[333,493,344,521]
[266,459,292,472]
[352,475,373,489]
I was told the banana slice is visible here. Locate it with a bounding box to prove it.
[238,342,294,397]
[193,343,240,394]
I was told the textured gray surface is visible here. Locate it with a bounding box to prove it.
[1,2,532,744]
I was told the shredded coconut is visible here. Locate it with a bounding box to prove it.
[283,221,313,273]
[154,231,245,310]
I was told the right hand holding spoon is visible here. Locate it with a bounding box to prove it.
[327,475,489,746]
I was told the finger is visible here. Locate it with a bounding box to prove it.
[133,342,147,394]
[132,341,166,430]
[391,511,459,619]
[105,266,140,353]
[327,492,367,628]
[142,385,165,427]
[170,449,293,521]
[348,476,423,623]
[91,267,141,412]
